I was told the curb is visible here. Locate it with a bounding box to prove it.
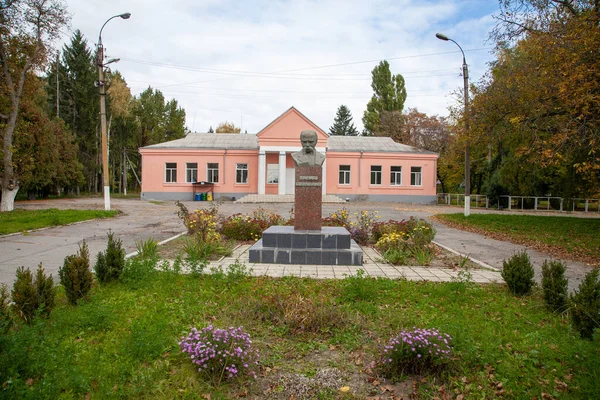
[432,240,500,272]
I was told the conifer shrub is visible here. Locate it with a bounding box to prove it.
[59,241,93,305]
[501,250,535,296]
[569,268,600,339]
[541,260,568,313]
[0,284,11,333]
[95,231,125,283]
[10,264,55,322]
[34,263,55,317]
[11,267,36,322]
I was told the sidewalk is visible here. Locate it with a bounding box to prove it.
[205,244,504,284]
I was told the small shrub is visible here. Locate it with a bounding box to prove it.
[411,246,433,266]
[541,260,568,313]
[375,232,409,254]
[372,219,408,242]
[501,250,535,296]
[135,237,159,261]
[324,207,351,228]
[0,284,11,333]
[11,264,56,323]
[34,263,55,317]
[220,208,285,240]
[378,327,453,377]
[410,220,436,248]
[220,214,262,241]
[95,231,125,283]
[179,325,259,386]
[569,269,600,339]
[59,241,93,305]
[11,267,37,322]
[382,248,411,266]
[349,227,369,245]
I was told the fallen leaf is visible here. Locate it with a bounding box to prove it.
[26,379,34,386]
[339,386,350,393]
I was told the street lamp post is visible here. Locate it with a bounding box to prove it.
[436,32,471,217]
[97,13,131,211]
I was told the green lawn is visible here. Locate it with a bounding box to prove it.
[0,208,120,235]
[1,268,598,399]
[436,213,600,264]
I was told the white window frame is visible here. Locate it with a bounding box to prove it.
[390,166,402,186]
[411,166,422,186]
[339,165,351,185]
[236,163,248,184]
[207,163,219,183]
[370,165,382,185]
[186,162,197,183]
[267,164,279,184]
[165,162,177,183]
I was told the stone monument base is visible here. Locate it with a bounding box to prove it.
[248,226,363,266]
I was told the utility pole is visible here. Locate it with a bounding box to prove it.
[56,51,59,118]
[97,12,131,210]
[97,42,110,210]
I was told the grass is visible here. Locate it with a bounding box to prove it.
[1,268,598,399]
[0,208,120,235]
[435,213,600,265]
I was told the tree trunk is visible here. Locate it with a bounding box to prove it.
[0,186,19,212]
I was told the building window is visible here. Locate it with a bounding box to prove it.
[236,163,248,184]
[207,163,219,183]
[186,163,197,183]
[339,165,350,185]
[390,166,402,186]
[411,166,422,186]
[267,164,278,183]
[165,163,177,183]
[370,165,382,185]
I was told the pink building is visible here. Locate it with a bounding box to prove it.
[139,107,438,203]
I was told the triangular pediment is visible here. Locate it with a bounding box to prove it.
[257,106,328,147]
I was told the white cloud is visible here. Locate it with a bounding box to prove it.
[60,0,498,133]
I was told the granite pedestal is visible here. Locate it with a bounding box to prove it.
[249,226,363,266]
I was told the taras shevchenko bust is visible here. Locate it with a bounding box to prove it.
[291,130,325,167]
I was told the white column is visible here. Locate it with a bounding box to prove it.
[321,154,327,195]
[278,151,286,195]
[258,150,266,195]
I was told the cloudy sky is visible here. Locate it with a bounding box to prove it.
[60,0,499,134]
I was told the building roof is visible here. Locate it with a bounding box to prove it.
[257,106,328,138]
[142,133,259,150]
[326,136,436,154]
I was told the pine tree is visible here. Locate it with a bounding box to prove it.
[61,30,100,193]
[329,105,358,136]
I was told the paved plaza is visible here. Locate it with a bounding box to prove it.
[205,243,503,283]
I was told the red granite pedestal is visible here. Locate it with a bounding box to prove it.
[294,165,322,230]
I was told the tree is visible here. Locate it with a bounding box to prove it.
[329,105,358,136]
[466,1,600,199]
[215,121,240,133]
[362,60,407,136]
[0,0,70,211]
[59,30,99,193]
[403,108,454,192]
[163,99,187,141]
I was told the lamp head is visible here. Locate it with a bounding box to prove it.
[120,13,131,19]
[436,32,449,41]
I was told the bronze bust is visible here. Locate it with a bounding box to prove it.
[291,130,325,167]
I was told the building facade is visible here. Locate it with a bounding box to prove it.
[139,107,438,203]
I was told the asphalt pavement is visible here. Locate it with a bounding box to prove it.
[0,197,595,291]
